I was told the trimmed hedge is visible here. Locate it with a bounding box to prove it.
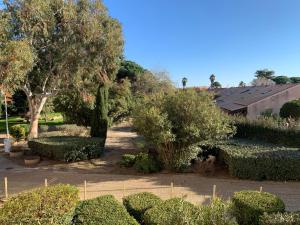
[143,198,202,225]
[72,195,139,225]
[234,121,300,148]
[28,136,105,162]
[143,197,237,225]
[123,192,162,222]
[0,184,79,225]
[280,100,300,120]
[232,191,285,225]
[260,212,300,225]
[217,140,300,181]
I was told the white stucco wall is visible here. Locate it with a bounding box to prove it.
[247,85,300,119]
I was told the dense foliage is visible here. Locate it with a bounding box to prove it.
[72,195,139,225]
[232,191,285,225]
[123,192,162,223]
[116,60,146,82]
[10,124,27,141]
[133,153,162,173]
[216,140,300,181]
[259,212,300,225]
[0,0,123,138]
[120,154,137,167]
[280,100,300,120]
[0,184,79,225]
[144,197,237,225]
[234,116,300,147]
[133,89,235,171]
[28,136,104,162]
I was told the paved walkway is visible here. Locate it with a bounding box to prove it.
[1,125,300,211]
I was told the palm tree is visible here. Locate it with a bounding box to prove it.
[182,77,188,89]
[209,74,216,87]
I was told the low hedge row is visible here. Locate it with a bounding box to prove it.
[0,184,79,225]
[72,195,139,225]
[260,212,300,225]
[217,140,300,181]
[28,136,105,162]
[235,121,300,148]
[123,192,162,223]
[232,191,285,225]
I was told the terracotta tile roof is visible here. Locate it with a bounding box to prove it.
[212,84,300,111]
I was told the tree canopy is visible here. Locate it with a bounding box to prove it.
[255,69,275,79]
[0,0,124,137]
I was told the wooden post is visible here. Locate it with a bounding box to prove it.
[84,180,87,200]
[212,185,216,199]
[170,182,174,198]
[4,177,8,199]
[259,186,263,192]
[44,179,48,187]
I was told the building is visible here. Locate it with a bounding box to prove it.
[213,84,300,119]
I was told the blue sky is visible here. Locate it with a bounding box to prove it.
[103,0,300,87]
[1,1,300,87]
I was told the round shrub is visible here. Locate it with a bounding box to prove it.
[232,191,285,225]
[260,212,300,225]
[123,192,162,222]
[10,124,27,141]
[72,195,139,225]
[121,154,137,167]
[280,100,300,120]
[143,198,202,225]
[0,184,79,225]
[133,153,161,173]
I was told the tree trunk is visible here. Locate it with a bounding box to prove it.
[91,83,109,141]
[28,96,48,139]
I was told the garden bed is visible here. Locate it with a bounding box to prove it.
[213,139,300,181]
[28,136,105,162]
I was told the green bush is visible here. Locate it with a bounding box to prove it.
[10,124,26,141]
[121,154,136,167]
[234,116,300,147]
[260,212,300,225]
[28,136,105,162]
[143,197,237,225]
[72,195,139,225]
[232,191,285,225]
[217,140,300,180]
[280,100,300,120]
[134,153,161,173]
[133,89,235,171]
[123,192,162,222]
[0,184,79,225]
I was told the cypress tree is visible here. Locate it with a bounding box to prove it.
[91,83,109,141]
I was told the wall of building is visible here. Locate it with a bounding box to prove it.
[247,85,300,119]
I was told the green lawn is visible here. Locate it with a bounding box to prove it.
[0,113,64,133]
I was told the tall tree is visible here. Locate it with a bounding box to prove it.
[116,60,145,82]
[0,0,123,138]
[255,69,275,79]
[182,77,188,89]
[239,81,246,87]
